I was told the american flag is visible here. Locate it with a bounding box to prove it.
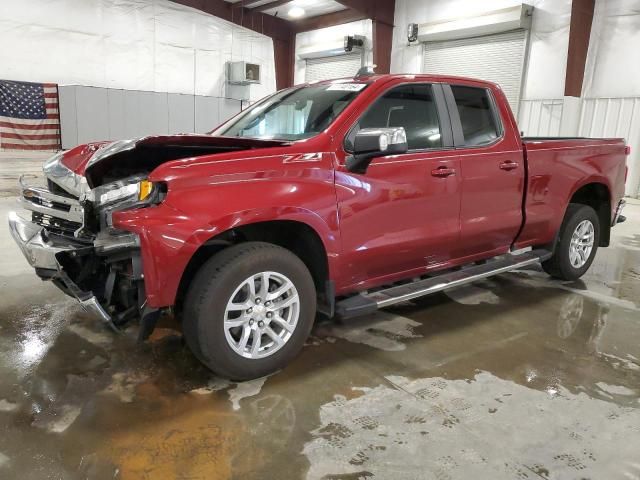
[0,80,61,151]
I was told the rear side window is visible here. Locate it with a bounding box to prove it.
[451,86,500,146]
[348,84,442,151]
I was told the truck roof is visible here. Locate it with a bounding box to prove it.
[306,73,500,90]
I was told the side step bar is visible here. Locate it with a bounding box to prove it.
[336,249,552,319]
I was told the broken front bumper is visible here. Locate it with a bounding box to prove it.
[8,211,133,332]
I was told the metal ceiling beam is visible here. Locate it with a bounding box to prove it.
[172,0,293,41]
[293,8,367,33]
[171,0,398,88]
[334,0,395,26]
[171,0,295,89]
[231,0,266,8]
[252,0,293,13]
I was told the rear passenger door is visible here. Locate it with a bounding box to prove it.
[444,84,525,259]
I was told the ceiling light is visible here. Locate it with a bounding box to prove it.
[288,6,305,18]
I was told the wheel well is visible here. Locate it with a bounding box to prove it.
[175,220,331,314]
[569,183,611,246]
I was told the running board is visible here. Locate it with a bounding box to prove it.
[336,249,552,319]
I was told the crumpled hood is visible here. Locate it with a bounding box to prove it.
[59,134,290,187]
[60,141,110,174]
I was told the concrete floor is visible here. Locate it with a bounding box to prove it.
[1,156,640,480]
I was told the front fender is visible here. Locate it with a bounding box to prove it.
[112,173,340,308]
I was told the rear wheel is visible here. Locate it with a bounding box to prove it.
[542,203,600,281]
[183,242,316,380]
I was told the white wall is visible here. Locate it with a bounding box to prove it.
[583,0,640,98]
[518,0,640,197]
[0,0,276,103]
[294,20,373,85]
[582,0,640,197]
[391,0,572,100]
[391,0,639,197]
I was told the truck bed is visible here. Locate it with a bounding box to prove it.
[522,136,588,141]
[515,137,628,250]
[522,136,620,143]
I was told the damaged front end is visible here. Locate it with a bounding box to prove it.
[9,135,289,336]
[8,150,163,337]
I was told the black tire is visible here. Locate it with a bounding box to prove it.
[542,203,600,281]
[182,242,316,380]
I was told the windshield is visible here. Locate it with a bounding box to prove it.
[214,82,369,141]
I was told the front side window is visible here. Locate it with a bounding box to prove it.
[347,84,442,151]
[451,86,501,146]
[214,83,368,141]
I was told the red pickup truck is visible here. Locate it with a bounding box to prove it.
[10,73,628,380]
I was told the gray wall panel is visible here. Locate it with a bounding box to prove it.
[75,87,109,145]
[153,92,170,135]
[168,94,195,134]
[107,89,127,141]
[58,86,242,145]
[58,86,78,149]
[195,96,219,134]
[138,92,169,136]
[123,91,143,139]
[219,98,242,130]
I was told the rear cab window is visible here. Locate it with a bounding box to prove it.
[449,85,502,147]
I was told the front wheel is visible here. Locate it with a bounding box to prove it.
[183,242,316,380]
[542,203,600,281]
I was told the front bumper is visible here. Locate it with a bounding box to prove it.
[8,211,124,331]
[8,211,82,270]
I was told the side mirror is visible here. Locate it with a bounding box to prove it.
[346,127,408,173]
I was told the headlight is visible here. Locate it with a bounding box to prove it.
[138,180,154,201]
[98,182,138,205]
[92,179,164,209]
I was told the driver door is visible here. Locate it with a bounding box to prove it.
[334,83,462,291]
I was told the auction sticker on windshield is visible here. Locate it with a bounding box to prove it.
[326,83,367,92]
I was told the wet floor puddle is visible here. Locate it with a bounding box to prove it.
[304,371,640,480]
[0,231,639,479]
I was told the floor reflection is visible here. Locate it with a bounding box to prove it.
[0,203,639,479]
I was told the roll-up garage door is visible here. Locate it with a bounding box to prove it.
[305,53,363,83]
[423,30,526,114]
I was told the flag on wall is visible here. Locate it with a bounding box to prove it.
[0,80,61,151]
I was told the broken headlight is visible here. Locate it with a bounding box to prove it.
[90,178,166,210]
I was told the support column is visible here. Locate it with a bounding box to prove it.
[564,0,595,97]
[273,33,296,90]
[372,20,394,74]
[559,0,596,136]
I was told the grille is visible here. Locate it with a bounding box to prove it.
[21,177,91,240]
[32,212,82,237]
[47,179,78,199]
[23,194,71,213]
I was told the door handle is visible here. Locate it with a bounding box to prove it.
[499,161,519,171]
[431,166,456,177]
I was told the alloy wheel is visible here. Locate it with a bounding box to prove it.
[223,271,300,359]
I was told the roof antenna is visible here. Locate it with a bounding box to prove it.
[356,65,376,78]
